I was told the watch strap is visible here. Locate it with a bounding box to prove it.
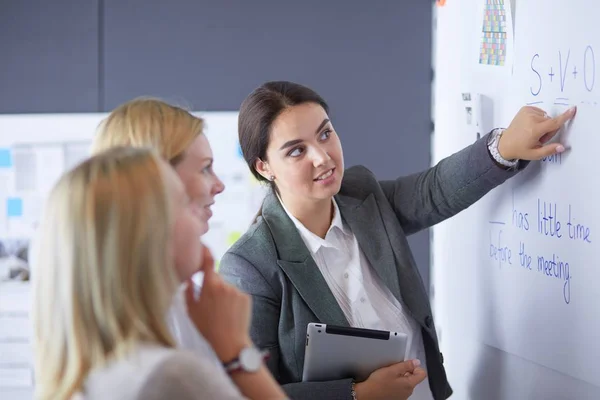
[223,348,270,374]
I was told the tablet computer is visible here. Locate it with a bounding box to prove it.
[301,323,409,382]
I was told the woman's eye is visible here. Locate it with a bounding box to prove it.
[288,147,304,157]
[320,129,331,140]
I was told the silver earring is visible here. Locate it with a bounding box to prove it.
[269,175,275,181]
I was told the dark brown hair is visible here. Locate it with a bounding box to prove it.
[238,81,330,182]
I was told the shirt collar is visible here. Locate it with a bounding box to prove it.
[276,194,351,254]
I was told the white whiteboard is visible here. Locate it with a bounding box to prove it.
[0,112,266,265]
[433,0,600,398]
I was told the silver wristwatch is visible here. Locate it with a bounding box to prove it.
[223,347,269,374]
[487,128,519,169]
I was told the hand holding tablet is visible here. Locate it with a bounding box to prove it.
[302,323,410,382]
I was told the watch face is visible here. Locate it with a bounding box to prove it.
[239,347,262,372]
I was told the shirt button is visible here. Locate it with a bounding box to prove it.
[360,297,366,303]
[344,272,349,279]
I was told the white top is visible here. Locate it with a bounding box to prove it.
[280,197,433,400]
[77,289,246,399]
[80,344,246,400]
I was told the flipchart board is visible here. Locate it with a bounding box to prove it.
[432,1,600,399]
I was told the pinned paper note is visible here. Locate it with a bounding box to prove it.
[479,0,509,66]
[0,149,12,168]
[6,198,23,218]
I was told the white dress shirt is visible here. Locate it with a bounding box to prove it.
[279,197,433,400]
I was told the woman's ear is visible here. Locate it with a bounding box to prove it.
[255,158,273,181]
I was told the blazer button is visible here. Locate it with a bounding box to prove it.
[425,315,434,328]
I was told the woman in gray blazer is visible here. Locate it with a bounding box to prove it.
[219,81,575,400]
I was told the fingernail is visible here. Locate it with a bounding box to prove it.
[413,359,421,367]
[556,145,565,153]
[568,106,577,115]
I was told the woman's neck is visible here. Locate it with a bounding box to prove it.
[280,193,333,239]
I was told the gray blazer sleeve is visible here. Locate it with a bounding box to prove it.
[221,252,355,400]
[379,133,526,235]
[137,352,246,400]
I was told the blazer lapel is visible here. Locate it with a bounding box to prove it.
[335,193,403,302]
[261,191,349,327]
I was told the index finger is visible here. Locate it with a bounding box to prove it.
[198,244,215,273]
[185,279,198,305]
[202,258,216,282]
[535,107,576,136]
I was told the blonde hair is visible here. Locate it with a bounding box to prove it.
[32,147,178,399]
[92,97,204,165]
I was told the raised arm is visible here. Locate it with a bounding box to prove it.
[379,106,576,235]
[379,132,519,235]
